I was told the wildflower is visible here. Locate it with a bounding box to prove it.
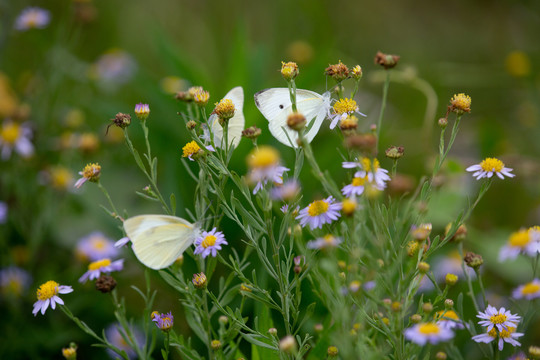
[418,262,430,274]
[435,310,465,330]
[281,61,299,80]
[62,343,77,360]
[0,119,34,160]
[513,279,540,300]
[212,98,235,125]
[499,228,540,261]
[48,166,74,190]
[297,196,342,230]
[435,352,447,360]
[445,222,467,242]
[466,157,514,180]
[92,49,136,87]
[341,176,368,197]
[464,252,483,269]
[193,228,228,259]
[345,133,377,154]
[0,266,32,296]
[279,335,297,354]
[374,51,400,69]
[438,117,448,128]
[423,302,434,313]
[32,280,73,316]
[247,146,289,194]
[411,223,432,241]
[476,305,521,333]
[210,340,222,350]
[351,65,362,80]
[385,146,404,160]
[343,158,391,190]
[445,273,458,286]
[530,346,540,359]
[472,326,523,351]
[508,352,529,360]
[286,112,306,131]
[134,103,150,121]
[241,126,262,140]
[186,120,197,130]
[76,231,119,262]
[329,98,366,129]
[152,311,174,331]
[105,323,144,360]
[95,275,117,293]
[339,115,358,136]
[449,93,471,114]
[328,346,339,357]
[182,141,202,160]
[306,234,343,249]
[271,180,300,201]
[293,255,305,274]
[74,163,101,188]
[193,89,210,106]
[404,322,454,345]
[192,273,207,289]
[14,7,50,31]
[325,61,349,82]
[79,258,124,283]
[341,198,357,216]
[410,314,422,323]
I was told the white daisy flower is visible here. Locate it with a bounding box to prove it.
[476,305,521,333]
[466,157,514,180]
[499,228,540,261]
[0,120,34,160]
[79,258,124,283]
[404,322,454,345]
[342,157,390,190]
[32,280,73,316]
[14,7,50,31]
[435,310,465,330]
[296,196,342,230]
[306,234,343,250]
[472,326,523,351]
[512,279,540,300]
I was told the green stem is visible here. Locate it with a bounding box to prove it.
[288,80,298,113]
[202,291,214,360]
[458,243,480,314]
[97,182,121,220]
[376,72,391,151]
[475,268,488,309]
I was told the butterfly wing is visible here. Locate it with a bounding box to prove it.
[209,86,245,149]
[123,215,197,270]
[254,88,326,148]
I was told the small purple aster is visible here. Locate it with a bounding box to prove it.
[194,228,227,259]
[76,231,119,261]
[476,305,521,333]
[79,258,124,283]
[152,311,174,331]
[296,196,342,230]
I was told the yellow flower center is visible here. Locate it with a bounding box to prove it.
[351,176,367,187]
[333,98,358,115]
[307,200,329,217]
[89,258,111,271]
[487,328,497,337]
[36,280,59,301]
[508,230,530,247]
[521,282,540,295]
[82,163,101,180]
[360,158,379,172]
[1,122,21,144]
[323,234,335,244]
[436,310,459,321]
[499,327,516,338]
[341,198,357,215]
[213,99,235,120]
[489,313,508,325]
[92,238,106,250]
[418,323,440,335]
[6,279,23,296]
[248,146,280,168]
[479,157,504,172]
[51,167,73,189]
[201,235,217,248]
[182,141,201,158]
[450,93,471,112]
[193,90,210,105]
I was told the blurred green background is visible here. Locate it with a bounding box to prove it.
[1,0,539,358]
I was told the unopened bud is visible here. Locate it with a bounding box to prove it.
[211,340,221,350]
[95,275,117,293]
[186,120,197,130]
[435,352,447,360]
[279,335,297,354]
[287,112,306,131]
[445,273,458,286]
[422,302,433,313]
[464,252,483,269]
[374,51,400,69]
[192,273,207,289]
[438,117,448,129]
[385,146,404,160]
[268,327,278,335]
[327,346,339,357]
[418,262,430,274]
[410,314,422,323]
[445,299,454,309]
[325,61,349,82]
[281,62,299,80]
[241,126,262,140]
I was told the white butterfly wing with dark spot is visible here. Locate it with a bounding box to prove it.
[209,86,245,149]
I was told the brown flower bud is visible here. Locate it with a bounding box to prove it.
[464,252,483,269]
[286,112,306,131]
[95,275,117,293]
[374,51,400,69]
[242,126,262,140]
[325,61,349,82]
[385,146,404,160]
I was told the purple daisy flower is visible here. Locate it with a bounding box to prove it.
[79,258,124,283]
[296,196,342,230]
[404,322,454,345]
[152,311,174,331]
[476,305,521,333]
[76,231,119,262]
[193,228,227,259]
[32,281,73,316]
[341,176,368,197]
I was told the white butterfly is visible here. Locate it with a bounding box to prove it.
[254,88,331,148]
[123,215,200,270]
[208,86,245,149]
